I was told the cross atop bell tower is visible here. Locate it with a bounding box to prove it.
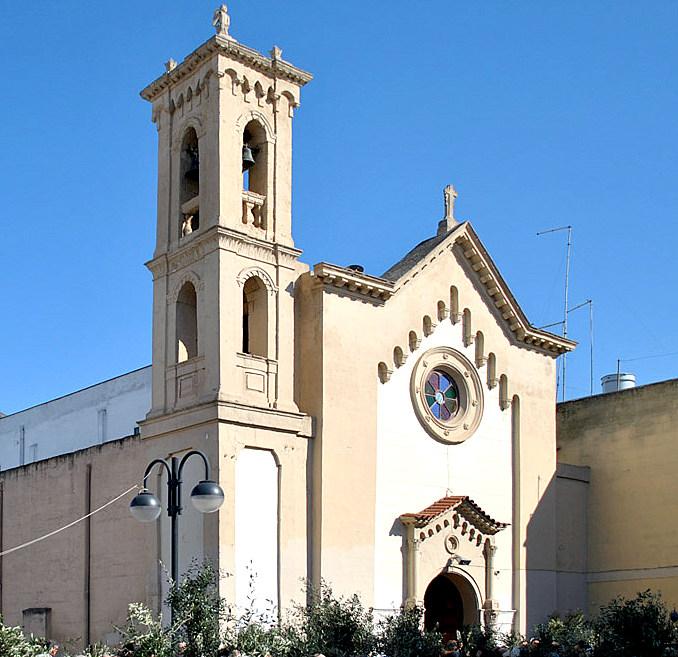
[141,8,312,420]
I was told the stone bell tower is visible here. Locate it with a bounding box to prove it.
[140,6,312,425]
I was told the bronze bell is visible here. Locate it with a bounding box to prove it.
[184,145,200,181]
[242,144,256,171]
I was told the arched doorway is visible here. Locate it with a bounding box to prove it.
[423,573,479,639]
[424,575,464,639]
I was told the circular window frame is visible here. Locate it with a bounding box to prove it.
[410,346,484,445]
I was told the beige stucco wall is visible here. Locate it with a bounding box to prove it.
[295,225,564,634]
[557,379,678,613]
[0,437,157,648]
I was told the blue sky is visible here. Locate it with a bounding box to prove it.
[1,1,677,414]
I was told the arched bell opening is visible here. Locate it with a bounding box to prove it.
[242,120,268,229]
[423,572,480,640]
[242,276,269,358]
[176,282,198,363]
[242,120,268,195]
[179,128,200,236]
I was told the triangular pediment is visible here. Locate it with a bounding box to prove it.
[312,221,575,357]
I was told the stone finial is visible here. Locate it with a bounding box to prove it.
[212,5,230,36]
[270,45,283,61]
[164,58,178,73]
[438,184,459,235]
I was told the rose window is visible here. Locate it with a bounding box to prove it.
[424,369,459,421]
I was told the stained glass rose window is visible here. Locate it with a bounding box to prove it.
[424,369,459,421]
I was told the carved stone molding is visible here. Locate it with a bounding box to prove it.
[313,262,395,304]
[217,227,301,268]
[236,266,277,294]
[141,35,312,103]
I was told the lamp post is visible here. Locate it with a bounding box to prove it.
[129,450,224,623]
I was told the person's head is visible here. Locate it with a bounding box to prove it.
[450,641,458,649]
[47,642,59,657]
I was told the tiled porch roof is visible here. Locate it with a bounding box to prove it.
[400,495,508,535]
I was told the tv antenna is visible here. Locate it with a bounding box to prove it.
[537,225,573,401]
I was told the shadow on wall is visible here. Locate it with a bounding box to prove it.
[524,466,588,632]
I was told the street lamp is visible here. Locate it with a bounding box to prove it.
[130,449,224,620]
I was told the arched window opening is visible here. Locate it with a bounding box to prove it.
[242,277,269,357]
[394,346,406,368]
[475,331,486,367]
[180,128,200,237]
[462,309,473,346]
[242,120,268,228]
[176,282,198,362]
[437,300,448,322]
[408,330,420,353]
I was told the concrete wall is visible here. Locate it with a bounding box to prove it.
[557,379,678,613]
[0,367,151,470]
[0,436,159,648]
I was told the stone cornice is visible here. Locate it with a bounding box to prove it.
[141,397,312,439]
[312,263,395,304]
[388,222,576,356]
[454,224,576,355]
[146,225,303,278]
[140,35,313,103]
[218,227,302,268]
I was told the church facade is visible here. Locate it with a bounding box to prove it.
[0,8,581,648]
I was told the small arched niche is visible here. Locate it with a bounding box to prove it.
[179,128,200,237]
[176,282,198,363]
[408,330,420,353]
[462,309,474,346]
[475,331,486,368]
[450,286,460,324]
[499,374,510,410]
[487,353,497,389]
[242,276,269,357]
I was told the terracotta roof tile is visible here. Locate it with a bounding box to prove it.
[400,495,508,535]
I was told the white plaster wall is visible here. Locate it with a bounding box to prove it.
[235,448,279,618]
[0,367,151,470]
[374,320,513,618]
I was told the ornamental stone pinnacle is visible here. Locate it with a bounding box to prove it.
[164,58,177,73]
[212,4,230,37]
[270,45,283,61]
[438,184,459,235]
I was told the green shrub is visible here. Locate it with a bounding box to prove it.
[283,582,375,657]
[377,605,441,657]
[531,611,595,656]
[116,602,173,657]
[166,561,228,657]
[594,590,678,657]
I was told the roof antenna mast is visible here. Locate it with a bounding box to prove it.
[537,225,573,402]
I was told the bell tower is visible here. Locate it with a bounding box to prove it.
[140,6,312,423]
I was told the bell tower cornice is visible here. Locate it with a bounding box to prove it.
[140,34,312,104]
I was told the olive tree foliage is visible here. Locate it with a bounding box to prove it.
[0,617,46,657]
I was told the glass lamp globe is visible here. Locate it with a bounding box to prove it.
[190,480,225,513]
[129,489,162,523]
